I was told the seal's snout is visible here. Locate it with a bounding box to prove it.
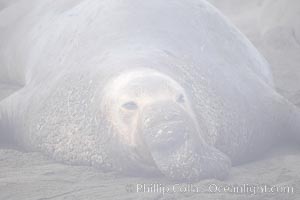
[144,121,189,151]
[142,102,197,151]
[142,102,190,128]
[141,102,231,181]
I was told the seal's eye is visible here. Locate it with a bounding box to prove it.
[176,94,185,103]
[122,101,138,110]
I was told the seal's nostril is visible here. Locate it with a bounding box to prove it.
[176,94,185,103]
[122,101,138,110]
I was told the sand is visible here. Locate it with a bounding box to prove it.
[0,145,299,199]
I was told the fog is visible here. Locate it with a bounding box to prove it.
[0,0,299,199]
[209,0,300,106]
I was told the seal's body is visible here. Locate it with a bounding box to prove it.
[0,0,299,181]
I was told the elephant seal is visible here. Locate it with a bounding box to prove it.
[0,0,299,181]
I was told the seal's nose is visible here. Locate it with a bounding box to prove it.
[142,102,197,151]
[144,116,196,153]
[142,102,190,129]
[141,101,231,181]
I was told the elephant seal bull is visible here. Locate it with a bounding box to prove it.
[0,0,299,181]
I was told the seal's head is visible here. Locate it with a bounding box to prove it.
[101,68,231,181]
